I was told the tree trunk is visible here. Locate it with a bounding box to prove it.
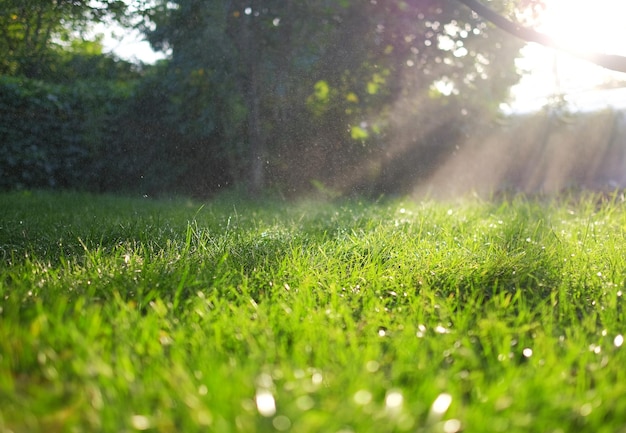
[246,62,265,195]
[240,3,266,196]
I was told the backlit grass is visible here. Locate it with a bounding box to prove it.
[1,190,626,432]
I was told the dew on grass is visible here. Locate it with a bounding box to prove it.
[443,419,462,433]
[495,395,513,411]
[416,324,427,338]
[131,415,151,430]
[434,325,450,334]
[272,368,285,381]
[257,372,273,387]
[159,330,173,346]
[614,334,624,347]
[273,415,291,431]
[366,360,380,373]
[385,390,403,410]
[311,371,323,386]
[255,389,276,417]
[579,403,593,417]
[354,389,373,405]
[589,344,601,354]
[296,395,315,411]
[430,393,452,416]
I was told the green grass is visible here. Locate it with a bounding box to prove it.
[2,190,626,432]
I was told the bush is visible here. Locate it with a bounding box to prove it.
[0,76,133,191]
[0,72,235,197]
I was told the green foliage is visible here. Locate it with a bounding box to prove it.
[2,191,626,431]
[0,0,541,197]
[0,64,237,197]
[0,0,131,78]
[0,72,173,194]
[138,0,529,195]
[113,68,239,197]
[0,76,90,189]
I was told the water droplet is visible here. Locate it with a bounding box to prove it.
[614,334,624,347]
[256,372,273,388]
[416,324,427,338]
[579,403,592,417]
[366,360,380,373]
[443,419,462,433]
[431,393,452,416]
[255,389,276,417]
[131,415,151,430]
[385,390,404,409]
[273,415,291,431]
[434,325,450,334]
[311,372,323,385]
[296,395,315,411]
[159,331,173,346]
[354,389,372,405]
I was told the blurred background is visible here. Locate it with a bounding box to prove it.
[2,0,626,199]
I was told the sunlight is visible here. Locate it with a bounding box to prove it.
[539,0,626,56]
[511,0,626,111]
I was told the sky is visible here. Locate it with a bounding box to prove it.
[100,27,165,64]
[100,0,626,113]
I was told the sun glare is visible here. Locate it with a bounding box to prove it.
[511,0,626,111]
[539,0,626,56]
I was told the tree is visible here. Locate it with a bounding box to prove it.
[139,0,543,196]
[0,0,130,78]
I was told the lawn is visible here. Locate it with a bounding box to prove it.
[1,190,626,432]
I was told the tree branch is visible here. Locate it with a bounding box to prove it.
[455,0,626,74]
